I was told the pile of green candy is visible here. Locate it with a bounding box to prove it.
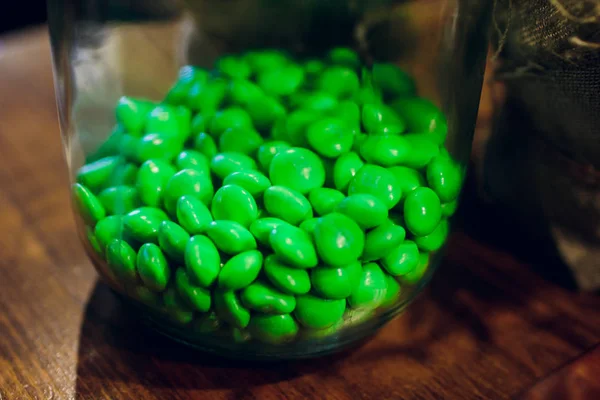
[72,47,463,345]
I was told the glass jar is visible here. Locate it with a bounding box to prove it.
[49,0,491,359]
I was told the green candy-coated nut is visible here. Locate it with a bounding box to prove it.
[241,281,296,314]
[362,220,406,261]
[245,50,288,73]
[229,79,264,106]
[219,127,264,155]
[404,187,442,236]
[295,294,346,330]
[313,213,364,267]
[414,220,449,252]
[209,107,253,138]
[122,207,169,243]
[136,243,170,292]
[299,217,319,235]
[175,150,210,175]
[372,63,416,97]
[97,186,139,215]
[210,152,257,180]
[388,166,426,202]
[402,134,440,169]
[176,195,213,234]
[163,169,214,214]
[309,188,345,216]
[264,255,311,295]
[193,132,218,159]
[106,238,137,282]
[136,159,177,208]
[246,95,286,132]
[269,148,325,195]
[134,133,183,163]
[205,220,257,254]
[158,220,190,262]
[249,217,290,246]
[257,141,290,172]
[184,235,220,287]
[269,224,318,269]
[187,78,227,113]
[258,65,304,96]
[402,252,430,284]
[115,97,153,134]
[284,109,320,146]
[441,199,459,217]
[248,314,299,344]
[163,287,194,325]
[106,162,138,188]
[359,135,411,166]
[328,47,360,69]
[381,240,420,276]
[223,170,271,198]
[306,117,354,158]
[310,261,361,299]
[333,152,364,192]
[218,250,263,290]
[426,155,462,203]
[217,55,251,79]
[263,186,313,226]
[362,103,405,135]
[76,156,121,192]
[214,289,251,329]
[95,215,123,252]
[391,97,447,145]
[348,164,401,210]
[72,183,106,226]
[145,105,181,137]
[211,184,258,228]
[336,194,388,230]
[381,275,402,308]
[164,66,209,105]
[348,262,388,309]
[175,268,211,312]
[319,66,360,98]
[298,92,338,111]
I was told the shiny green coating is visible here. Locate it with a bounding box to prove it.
[294,294,346,329]
[184,235,220,287]
[136,243,170,292]
[441,199,459,217]
[381,240,420,276]
[163,287,194,325]
[263,255,311,295]
[229,79,264,106]
[426,155,462,203]
[94,215,123,252]
[219,127,264,155]
[333,152,364,191]
[209,107,253,138]
[359,135,411,167]
[158,220,190,262]
[115,96,153,134]
[362,103,405,135]
[187,78,227,114]
[414,220,449,252]
[256,141,290,172]
[348,164,401,210]
[404,187,442,236]
[135,133,183,163]
[205,220,257,255]
[214,289,251,328]
[76,156,121,192]
[309,188,345,216]
[193,132,218,160]
[249,217,290,246]
[136,159,177,208]
[391,97,447,145]
[362,220,406,262]
[269,148,325,194]
[106,238,137,283]
[402,252,429,284]
[269,224,318,269]
[217,55,251,79]
[348,262,388,309]
[175,150,210,175]
[328,47,360,69]
[72,183,106,226]
[283,109,320,146]
[263,186,313,226]
[381,275,402,308]
[387,166,426,202]
[246,95,286,131]
[145,105,182,137]
[98,186,139,215]
[313,213,364,266]
[122,207,168,243]
[306,117,354,158]
[402,134,440,169]
[336,194,388,230]
[211,184,258,228]
[299,217,319,235]
[218,250,263,290]
[210,152,257,180]
[247,314,299,344]
[240,281,297,314]
[165,66,209,105]
[310,261,361,299]
[176,195,213,234]
[258,65,304,96]
[175,268,211,312]
[223,170,271,198]
[372,63,416,97]
[319,66,360,97]
[163,169,214,214]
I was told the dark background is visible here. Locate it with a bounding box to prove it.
[1,2,47,34]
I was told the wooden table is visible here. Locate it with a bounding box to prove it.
[1,28,599,400]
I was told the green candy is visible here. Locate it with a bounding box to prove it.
[190,113,212,134]
[241,281,296,314]
[359,135,411,167]
[391,97,447,145]
[256,141,290,172]
[299,217,319,235]
[333,152,364,192]
[362,103,405,135]
[348,164,401,210]
[248,314,299,344]
[145,105,183,137]
[402,134,440,169]
[209,107,253,138]
[310,261,361,299]
[193,132,218,160]
[217,55,251,79]
[105,162,138,188]
[163,287,194,325]
[269,148,325,194]
[331,101,360,135]
[158,220,190,262]
[187,78,227,113]
[381,275,402,308]
[303,59,325,77]
[294,294,346,329]
[362,220,406,262]
[175,150,210,175]
[284,109,320,146]
[176,195,213,234]
[122,207,168,243]
[106,238,137,283]
[115,97,153,134]
[388,166,426,202]
[165,66,209,105]
[414,220,449,252]
[211,184,258,228]
[328,47,360,69]
[441,199,459,217]
[76,156,121,192]
[229,79,264,106]
[72,183,106,226]
[258,65,304,96]
[218,250,263,290]
[404,187,442,236]
[319,66,360,98]
[426,155,462,203]
[381,240,420,276]
[219,127,264,155]
[245,50,288,73]
[298,91,338,111]
[86,228,103,256]
[205,220,257,254]
[136,159,177,208]
[223,170,271,198]
[348,263,388,309]
[133,133,183,163]
[214,289,251,329]
[86,128,123,162]
[402,252,430,284]
[175,268,211,312]
[306,117,354,158]
[136,243,170,292]
[94,215,123,251]
[336,194,388,230]
[264,255,311,295]
[372,63,416,98]
[246,95,286,132]
[97,186,139,215]
[269,224,318,268]
[249,217,289,246]
[309,188,345,216]
[210,152,257,180]
[263,186,313,225]
[313,213,364,267]
[163,169,214,214]
[184,235,220,287]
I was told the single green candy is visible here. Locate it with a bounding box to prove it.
[415,220,449,252]
[162,287,194,325]
[184,235,220,287]
[328,47,360,69]
[158,220,190,262]
[258,65,304,96]
[76,156,121,192]
[164,66,209,105]
[246,95,286,132]
[176,195,213,234]
[441,199,459,217]
[217,55,251,79]
[381,240,420,276]
[175,150,210,175]
[97,186,139,215]
[426,155,463,203]
[115,96,153,134]
[72,183,106,226]
[313,213,364,266]
[205,220,257,255]
[106,238,137,283]
[263,255,311,295]
[210,152,257,180]
[95,215,123,252]
[298,92,338,111]
[134,133,183,163]
[402,252,430,284]
[362,220,406,261]
[136,159,177,208]
[391,97,447,145]
[295,294,346,330]
[163,169,214,214]
[218,250,263,290]
[359,135,411,166]
[284,109,320,146]
[381,275,402,308]
[336,194,388,230]
[245,50,288,73]
[299,217,319,235]
[333,152,364,192]
[211,184,258,228]
[240,281,296,314]
[263,186,313,226]
[310,261,362,299]
[187,78,227,113]
[348,263,388,309]
[402,134,440,169]
[175,268,211,312]
[319,66,360,98]
[122,207,168,243]
[214,289,251,329]
[348,164,402,210]
[404,187,442,236]
[309,188,345,216]
[269,148,325,195]
[136,243,170,292]
[388,166,426,201]
[219,127,264,155]
[193,132,218,160]
[269,224,318,268]
[145,105,181,137]
[306,117,354,158]
[248,314,298,344]
[223,170,271,198]
[229,79,263,106]
[256,141,290,172]
[209,107,253,139]
[352,85,383,106]
[362,103,405,135]
[106,162,138,187]
[372,63,416,97]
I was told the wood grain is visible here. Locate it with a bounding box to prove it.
[0,27,599,400]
